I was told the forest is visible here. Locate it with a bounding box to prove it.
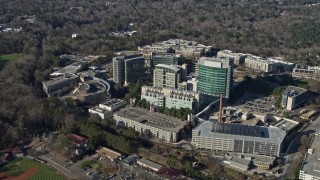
[0,0,320,63]
[1,0,320,149]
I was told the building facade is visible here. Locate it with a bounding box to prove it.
[292,65,320,81]
[151,53,181,67]
[192,121,286,157]
[299,134,320,180]
[281,86,308,110]
[42,75,79,97]
[89,106,113,120]
[113,54,145,84]
[138,39,212,59]
[198,57,233,99]
[113,107,188,142]
[244,55,294,73]
[153,64,183,88]
[99,98,126,112]
[217,50,247,65]
[141,86,201,112]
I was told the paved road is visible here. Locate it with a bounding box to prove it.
[40,155,77,179]
[280,115,320,178]
[68,155,98,180]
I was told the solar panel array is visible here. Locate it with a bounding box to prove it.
[211,123,269,138]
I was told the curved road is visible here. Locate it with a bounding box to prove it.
[280,115,320,178]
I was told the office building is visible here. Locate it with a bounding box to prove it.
[217,50,247,65]
[281,86,308,110]
[244,55,294,73]
[113,107,189,142]
[141,86,201,112]
[99,98,126,112]
[192,121,286,157]
[138,39,213,59]
[89,98,125,120]
[292,65,320,81]
[113,54,145,84]
[299,133,320,180]
[198,57,233,99]
[63,78,109,104]
[151,53,181,67]
[153,64,187,88]
[88,106,113,120]
[42,74,79,97]
[141,86,165,107]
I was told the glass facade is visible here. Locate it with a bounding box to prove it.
[151,55,180,67]
[198,65,232,98]
[113,55,145,84]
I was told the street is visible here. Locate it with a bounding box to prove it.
[280,115,320,178]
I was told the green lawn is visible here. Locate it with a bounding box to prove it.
[0,53,23,70]
[0,158,66,180]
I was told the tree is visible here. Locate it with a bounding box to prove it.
[300,135,311,150]
[166,155,180,167]
[124,127,138,138]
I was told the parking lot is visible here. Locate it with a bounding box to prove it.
[237,95,276,113]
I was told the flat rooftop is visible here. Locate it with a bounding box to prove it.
[70,80,106,95]
[100,98,125,107]
[194,121,286,144]
[114,107,188,132]
[90,106,108,113]
[155,64,180,72]
[272,119,299,132]
[300,134,320,177]
[137,158,163,170]
[240,119,261,126]
[153,53,180,58]
[43,74,78,86]
[283,86,307,97]
[96,147,121,160]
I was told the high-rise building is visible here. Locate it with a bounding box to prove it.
[153,64,187,88]
[198,57,233,99]
[113,54,145,84]
[151,53,181,67]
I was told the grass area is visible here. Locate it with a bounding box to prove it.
[80,160,97,169]
[80,160,115,175]
[296,79,312,88]
[0,158,66,180]
[0,53,23,70]
[294,161,303,179]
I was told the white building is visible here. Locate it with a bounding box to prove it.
[217,50,247,65]
[292,65,320,81]
[244,55,294,73]
[99,98,126,112]
[88,106,112,120]
[187,78,198,92]
[300,133,320,180]
[192,121,286,157]
[137,158,163,172]
[138,39,213,59]
[113,107,188,142]
[72,33,79,38]
[141,86,201,112]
